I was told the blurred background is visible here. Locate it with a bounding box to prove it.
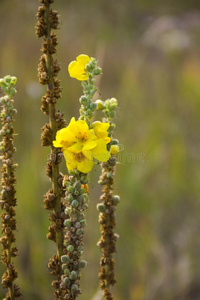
[1,0,200,299]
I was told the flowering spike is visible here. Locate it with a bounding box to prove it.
[60,55,103,299]
[0,76,22,299]
[97,97,120,300]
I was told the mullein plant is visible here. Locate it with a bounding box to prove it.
[97,99,120,300]
[36,0,67,298]
[53,55,111,299]
[0,76,21,299]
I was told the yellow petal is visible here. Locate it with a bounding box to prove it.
[77,157,94,173]
[68,60,79,77]
[68,55,90,81]
[60,127,77,143]
[92,139,110,162]
[63,150,77,170]
[53,140,62,148]
[82,139,97,151]
[82,150,93,160]
[68,61,87,81]
[67,141,83,153]
[68,118,89,140]
[92,121,110,142]
[110,145,119,155]
[54,126,77,149]
[76,54,90,66]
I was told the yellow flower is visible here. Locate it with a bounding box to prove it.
[110,145,119,155]
[53,117,111,173]
[92,121,111,144]
[68,54,90,81]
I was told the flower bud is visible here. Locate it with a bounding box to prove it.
[110,145,119,155]
[106,172,113,179]
[97,203,105,212]
[85,63,93,72]
[64,219,71,227]
[109,111,115,118]
[67,186,74,193]
[71,200,79,208]
[64,268,70,275]
[111,139,119,145]
[76,228,82,235]
[77,245,84,251]
[65,207,71,215]
[79,96,88,105]
[112,195,120,205]
[86,108,92,115]
[61,255,70,263]
[93,67,102,75]
[67,245,74,252]
[68,194,74,202]
[90,102,97,111]
[74,190,80,196]
[79,260,87,268]
[110,97,118,108]
[95,99,104,110]
[80,219,86,227]
[80,188,86,194]
[63,277,70,287]
[77,194,84,203]
[71,284,78,293]
[73,181,82,190]
[70,271,78,280]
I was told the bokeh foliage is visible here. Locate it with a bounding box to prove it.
[1,0,200,299]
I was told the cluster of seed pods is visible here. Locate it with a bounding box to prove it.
[60,172,88,299]
[0,76,21,299]
[36,0,67,298]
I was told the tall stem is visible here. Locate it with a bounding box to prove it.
[36,1,67,298]
[0,76,21,299]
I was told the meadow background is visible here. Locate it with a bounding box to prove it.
[1,0,200,299]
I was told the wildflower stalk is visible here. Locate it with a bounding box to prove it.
[36,0,67,298]
[97,99,120,300]
[60,59,102,299]
[0,76,21,299]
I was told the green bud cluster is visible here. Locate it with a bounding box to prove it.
[62,172,89,298]
[103,98,118,121]
[96,88,120,299]
[79,58,102,122]
[0,75,17,99]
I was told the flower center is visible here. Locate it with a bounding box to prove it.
[75,152,85,163]
[75,131,88,142]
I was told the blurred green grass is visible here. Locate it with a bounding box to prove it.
[1,0,200,299]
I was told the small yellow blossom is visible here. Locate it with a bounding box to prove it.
[110,145,119,155]
[68,54,90,81]
[81,184,89,193]
[92,121,111,143]
[53,117,111,173]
